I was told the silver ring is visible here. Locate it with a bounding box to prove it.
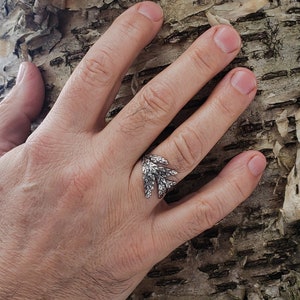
[142,154,178,199]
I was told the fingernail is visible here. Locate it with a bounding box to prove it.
[231,70,257,95]
[214,26,241,53]
[138,2,163,22]
[248,155,266,177]
[16,62,26,84]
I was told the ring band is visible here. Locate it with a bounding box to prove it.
[142,154,178,199]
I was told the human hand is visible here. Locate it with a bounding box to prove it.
[0,1,266,299]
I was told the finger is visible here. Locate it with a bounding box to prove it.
[130,67,257,201]
[0,62,44,157]
[103,25,241,165]
[151,67,257,181]
[49,1,163,132]
[153,151,266,257]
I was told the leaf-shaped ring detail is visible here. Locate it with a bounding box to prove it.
[142,154,178,199]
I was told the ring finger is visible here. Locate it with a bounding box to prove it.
[132,67,257,201]
[155,67,256,171]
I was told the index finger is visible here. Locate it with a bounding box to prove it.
[47,2,163,132]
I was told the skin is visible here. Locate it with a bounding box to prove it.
[0,2,266,299]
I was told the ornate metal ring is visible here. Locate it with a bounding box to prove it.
[142,154,178,199]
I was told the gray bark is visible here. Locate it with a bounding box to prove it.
[0,0,299,299]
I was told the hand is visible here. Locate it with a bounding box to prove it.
[0,2,266,299]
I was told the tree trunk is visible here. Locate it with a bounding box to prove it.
[0,0,299,299]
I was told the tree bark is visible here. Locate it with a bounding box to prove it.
[0,0,299,299]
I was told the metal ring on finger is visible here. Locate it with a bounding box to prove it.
[142,154,178,199]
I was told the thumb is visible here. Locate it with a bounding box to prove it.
[0,62,44,156]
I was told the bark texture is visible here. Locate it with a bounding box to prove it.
[0,0,299,299]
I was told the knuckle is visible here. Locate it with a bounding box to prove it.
[139,81,175,124]
[176,199,223,241]
[116,17,142,43]
[121,82,175,135]
[60,163,93,201]
[190,46,215,74]
[25,134,55,164]
[194,200,223,231]
[171,127,204,171]
[214,94,237,120]
[79,48,115,88]
[228,176,248,200]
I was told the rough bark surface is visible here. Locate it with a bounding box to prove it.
[0,0,299,299]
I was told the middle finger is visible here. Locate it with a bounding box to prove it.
[102,25,241,166]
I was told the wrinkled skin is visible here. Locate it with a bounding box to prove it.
[0,2,266,299]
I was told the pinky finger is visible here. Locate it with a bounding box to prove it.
[153,150,266,254]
